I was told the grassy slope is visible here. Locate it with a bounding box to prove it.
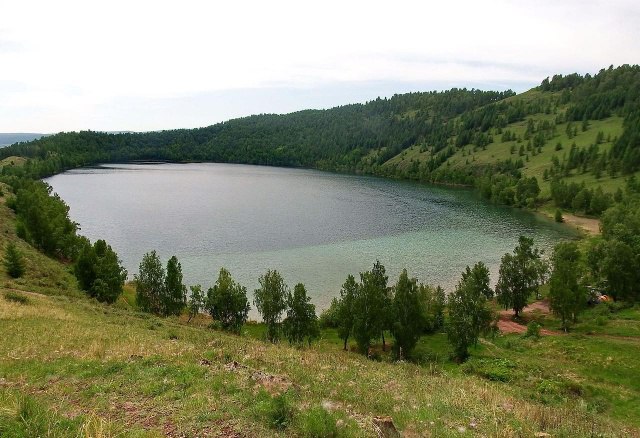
[384,89,638,200]
[2,290,640,437]
[1,195,640,436]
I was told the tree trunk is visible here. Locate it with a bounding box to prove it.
[343,338,348,351]
[382,332,386,352]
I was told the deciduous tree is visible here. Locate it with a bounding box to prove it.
[135,250,165,314]
[254,270,288,342]
[446,267,493,362]
[549,242,585,331]
[187,285,204,323]
[164,255,186,316]
[461,262,493,299]
[390,269,424,359]
[206,268,250,332]
[352,263,388,355]
[336,274,358,350]
[495,236,546,318]
[283,283,319,346]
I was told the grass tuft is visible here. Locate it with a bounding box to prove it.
[298,406,339,438]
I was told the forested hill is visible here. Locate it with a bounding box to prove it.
[0,88,512,172]
[2,64,640,214]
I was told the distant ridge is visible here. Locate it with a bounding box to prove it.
[0,133,46,147]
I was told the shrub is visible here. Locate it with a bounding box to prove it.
[595,316,608,326]
[256,392,295,430]
[5,195,17,211]
[3,291,30,304]
[462,358,518,382]
[254,390,295,430]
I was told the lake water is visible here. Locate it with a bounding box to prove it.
[46,163,573,317]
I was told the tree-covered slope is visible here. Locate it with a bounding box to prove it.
[0,89,513,176]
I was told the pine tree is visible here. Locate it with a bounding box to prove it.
[4,242,25,278]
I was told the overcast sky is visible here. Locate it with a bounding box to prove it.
[1,0,639,133]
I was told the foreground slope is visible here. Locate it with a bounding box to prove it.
[3,289,640,437]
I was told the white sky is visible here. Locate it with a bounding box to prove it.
[1,0,639,132]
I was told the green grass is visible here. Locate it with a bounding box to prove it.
[2,289,639,436]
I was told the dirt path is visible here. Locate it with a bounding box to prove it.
[498,300,559,336]
[0,286,48,298]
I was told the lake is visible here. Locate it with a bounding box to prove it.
[46,163,574,317]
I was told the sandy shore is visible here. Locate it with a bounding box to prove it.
[560,212,601,235]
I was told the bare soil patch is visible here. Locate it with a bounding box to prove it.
[498,300,559,335]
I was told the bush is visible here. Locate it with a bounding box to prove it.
[524,321,541,339]
[462,358,518,382]
[3,291,30,305]
[595,316,608,326]
[298,406,338,438]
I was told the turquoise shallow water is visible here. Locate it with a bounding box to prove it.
[46,162,574,317]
